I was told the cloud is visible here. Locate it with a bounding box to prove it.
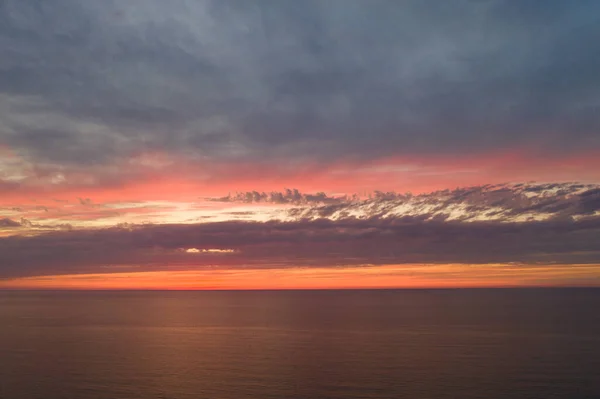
[207,189,350,205]
[1,211,600,279]
[2,182,599,279]
[0,0,599,173]
[287,183,600,222]
[205,183,600,222]
[0,218,21,228]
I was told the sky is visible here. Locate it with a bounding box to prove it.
[1,0,600,289]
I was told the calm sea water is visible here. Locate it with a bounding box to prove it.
[1,289,599,399]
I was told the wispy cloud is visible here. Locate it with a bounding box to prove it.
[207,189,350,205]
[288,183,600,222]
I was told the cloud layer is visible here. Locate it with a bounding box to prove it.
[1,0,599,173]
[2,182,600,280]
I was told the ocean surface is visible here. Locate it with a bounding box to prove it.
[1,289,599,399]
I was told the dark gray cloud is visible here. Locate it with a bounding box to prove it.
[1,0,599,168]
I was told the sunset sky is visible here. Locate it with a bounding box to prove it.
[1,0,599,289]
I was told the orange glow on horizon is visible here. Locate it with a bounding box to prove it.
[2,264,599,290]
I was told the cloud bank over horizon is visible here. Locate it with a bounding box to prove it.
[1,183,599,282]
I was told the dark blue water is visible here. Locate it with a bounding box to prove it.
[1,289,599,399]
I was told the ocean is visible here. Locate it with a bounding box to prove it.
[1,289,599,399]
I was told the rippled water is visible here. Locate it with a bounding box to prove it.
[1,289,599,399]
